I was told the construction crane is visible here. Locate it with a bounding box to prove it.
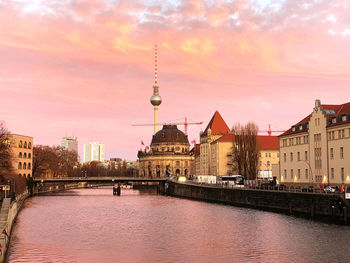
[132,118,203,135]
[259,124,285,136]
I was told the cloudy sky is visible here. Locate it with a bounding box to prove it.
[1,0,349,160]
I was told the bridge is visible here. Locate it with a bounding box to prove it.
[33,177,168,184]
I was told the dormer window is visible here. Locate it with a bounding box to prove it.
[299,126,303,131]
[342,115,347,121]
[292,127,296,132]
[332,118,337,124]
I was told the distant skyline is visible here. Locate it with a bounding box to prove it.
[1,0,350,160]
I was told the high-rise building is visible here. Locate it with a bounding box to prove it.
[83,142,104,162]
[61,136,78,153]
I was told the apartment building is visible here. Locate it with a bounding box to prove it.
[9,134,33,178]
[279,99,350,186]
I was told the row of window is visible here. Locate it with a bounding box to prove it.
[18,162,31,170]
[283,168,309,180]
[284,167,346,181]
[283,151,308,162]
[259,161,270,167]
[330,167,345,181]
[330,147,344,159]
[18,141,32,149]
[282,136,309,147]
[18,152,32,158]
[328,129,349,140]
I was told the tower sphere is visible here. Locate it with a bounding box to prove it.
[150,94,162,106]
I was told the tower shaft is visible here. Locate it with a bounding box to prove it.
[154,106,158,134]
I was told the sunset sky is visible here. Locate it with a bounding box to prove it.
[1,0,350,160]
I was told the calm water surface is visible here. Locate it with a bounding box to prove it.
[7,187,350,263]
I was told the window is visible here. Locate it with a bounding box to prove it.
[23,163,26,169]
[28,163,31,169]
[18,162,22,169]
[284,169,287,178]
[331,168,334,179]
[290,152,293,162]
[24,142,27,148]
[265,153,268,157]
[28,142,32,149]
[342,115,347,121]
[298,169,301,179]
[284,153,286,162]
[305,151,308,161]
[340,147,344,159]
[305,169,308,179]
[19,140,23,148]
[28,153,31,158]
[330,148,334,159]
[291,169,294,179]
[267,161,270,167]
[341,129,345,138]
[259,161,262,166]
[297,152,300,161]
[23,152,27,158]
[341,168,345,182]
[331,131,335,140]
[18,152,22,158]
[176,161,180,166]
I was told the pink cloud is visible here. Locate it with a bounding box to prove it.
[1,0,350,160]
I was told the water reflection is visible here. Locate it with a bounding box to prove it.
[7,187,350,263]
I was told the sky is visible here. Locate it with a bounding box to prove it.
[1,0,350,161]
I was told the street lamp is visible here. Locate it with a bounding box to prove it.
[298,159,313,185]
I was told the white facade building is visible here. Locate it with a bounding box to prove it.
[61,136,78,153]
[83,142,105,162]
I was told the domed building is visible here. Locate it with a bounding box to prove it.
[138,125,193,177]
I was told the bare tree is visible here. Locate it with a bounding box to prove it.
[232,122,259,180]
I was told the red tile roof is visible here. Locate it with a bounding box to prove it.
[203,111,230,135]
[280,102,350,137]
[212,134,279,150]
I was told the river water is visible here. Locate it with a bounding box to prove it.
[7,187,350,263]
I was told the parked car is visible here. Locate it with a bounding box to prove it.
[323,186,336,193]
[302,185,314,192]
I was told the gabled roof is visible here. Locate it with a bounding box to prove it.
[280,102,350,137]
[211,134,279,150]
[203,111,230,135]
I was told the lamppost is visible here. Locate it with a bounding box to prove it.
[298,159,313,185]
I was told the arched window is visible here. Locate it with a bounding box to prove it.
[28,163,31,169]
[28,142,32,149]
[23,162,26,169]
[28,153,31,158]
[19,152,22,158]
[18,162,22,169]
[19,141,23,148]
[24,142,27,148]
[19,173,21,177]
[23,152,27,158]
[27,174,30,177]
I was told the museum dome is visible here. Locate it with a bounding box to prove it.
[151,125,189,145]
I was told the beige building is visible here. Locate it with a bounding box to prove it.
[199,111,230,175]
[9,134,33,178]
[210,133,279,177]
[279,99,350,186]
[138,125,193,177]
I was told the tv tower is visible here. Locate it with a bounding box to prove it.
[150,44,162,134]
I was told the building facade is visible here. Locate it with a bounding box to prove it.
[9,134,33,178]
[61,136,78,153]
[279,99,350,186]
[199,111,230,175]
[210,133,279,177]
[138,125,193,177]
[83,142,104,162]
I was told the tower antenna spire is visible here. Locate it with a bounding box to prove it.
[154,44,158,85]
[150,44,162,135]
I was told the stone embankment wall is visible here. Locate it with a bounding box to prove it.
[0,192,28,263]
[162,181,350,225]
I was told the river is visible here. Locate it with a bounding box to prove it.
[7,187,350,263]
